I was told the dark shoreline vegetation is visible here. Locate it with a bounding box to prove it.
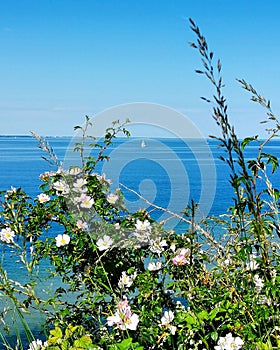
[0,20,280,349]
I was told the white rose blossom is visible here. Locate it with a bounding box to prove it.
[55,234,70,247]
[96,235,113,251]
[160,310,176,335]
[37,193,50,203]
[147,261,162,271]
[135,219,151,232]
[73,178,87,192]
[76,220,88,230]
[0,227,15,244]
[214,332,244,350]
[106,193,119,204]
[79,194,94,209]
[118,271,137,289]
[149,238,168,255]
[53,180,70,195]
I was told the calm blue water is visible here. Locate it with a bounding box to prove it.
[1,136,280,218]
[0,135,280,347]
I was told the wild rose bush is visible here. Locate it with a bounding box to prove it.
[0,20,280,350]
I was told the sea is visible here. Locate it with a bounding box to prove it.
[0,135,280,348]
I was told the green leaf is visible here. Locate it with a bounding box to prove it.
[49,326,63,343]
[116,338,133,350]
[197,310,208,320]
[241,136,257,150]
[73,335,92,347]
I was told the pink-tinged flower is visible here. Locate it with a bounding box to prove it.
[76,220,88,230]
[107,298,139,331]
[172,254,187,266]
[55,234,70,247]
[79,194,94,208]
[106,193,119,204]
[37,193,50,203]
[0,227,15,244]
[214,332,244,350]
[73,178,87,192]
[96,235,113,251]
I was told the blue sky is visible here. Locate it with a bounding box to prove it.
[0,0,280,138]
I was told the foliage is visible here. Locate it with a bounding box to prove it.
[0,20,280,350]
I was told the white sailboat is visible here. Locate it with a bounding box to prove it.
[141,140,146,148]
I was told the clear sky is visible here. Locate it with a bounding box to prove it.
[0,0,280,138]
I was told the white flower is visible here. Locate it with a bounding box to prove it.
[96,235,113,251]
[134,219,152,243]
[6,186,16,196]
[79,194,94,208]
[170,242,176,252]
[101,173,112,185]
[53,180,70,195]
[55,234,70,247]
[107,193,119,204]
[149,238,168,254]
[160,310,176,335]
[76,220,88,230]
[254,274,264,292]
[161,310,174,325]
[28,339,48,350]
[169,325,177,335]
[114,223,121,230]
[135,219,151,232]
[37,193,50,203]
[118,271,136,289]
[0,227,15,244]
[147,261,162,271]
[73,178,87,192]
[224,258,231,265]
[246,254,259,271]
[214,332,244,350]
